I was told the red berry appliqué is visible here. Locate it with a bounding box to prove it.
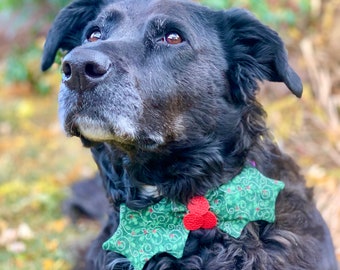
[183,196,217,230]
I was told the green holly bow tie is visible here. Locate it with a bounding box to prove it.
[102,167,284,270]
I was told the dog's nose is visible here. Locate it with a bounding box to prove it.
[62,49,111,91]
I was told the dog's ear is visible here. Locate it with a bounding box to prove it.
[217,8,302,102]
[41,0,108,71]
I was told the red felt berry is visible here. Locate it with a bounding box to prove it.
[187,196,210,215]
[183,213,203,231]
[202,211,217,229]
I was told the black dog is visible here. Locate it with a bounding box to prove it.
[42,0,337,269]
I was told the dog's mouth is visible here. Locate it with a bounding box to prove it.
[64,114,164,151]
[63,112,130,142]
[66,122,98,147]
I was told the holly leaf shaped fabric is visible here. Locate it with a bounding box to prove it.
[206,167,285,238]
[102,167,284,270]
[102,199,189,270]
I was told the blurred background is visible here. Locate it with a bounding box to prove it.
[0,0,339,269]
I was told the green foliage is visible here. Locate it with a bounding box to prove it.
[0,0,68,11]
[1,0,67,95]
[201,0,310,29]
[4,44,51,95]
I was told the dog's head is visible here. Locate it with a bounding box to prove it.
[42,0,302,153]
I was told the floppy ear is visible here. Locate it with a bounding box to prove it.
[41,0,108,71]
[217,8,302,102]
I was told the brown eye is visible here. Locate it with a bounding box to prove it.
[162,32,183,45]
[88,30,102,42]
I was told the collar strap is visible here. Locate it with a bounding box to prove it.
[103,167,284,270]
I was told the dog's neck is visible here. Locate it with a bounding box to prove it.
[91,137,246,209]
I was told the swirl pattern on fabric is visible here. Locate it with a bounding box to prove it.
[102,167,285,270]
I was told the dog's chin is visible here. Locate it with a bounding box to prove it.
[75,128,137,150]
[72,129,136,149]
[79,135,100,148]
[65,119,164,151]
[63,116,133,147]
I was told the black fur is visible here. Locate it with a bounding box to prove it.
[42,0,337,269]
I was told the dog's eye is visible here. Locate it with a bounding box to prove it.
[87,30,102,42]
[161,32,183,45]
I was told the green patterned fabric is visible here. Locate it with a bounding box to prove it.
[102,167,284,270]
